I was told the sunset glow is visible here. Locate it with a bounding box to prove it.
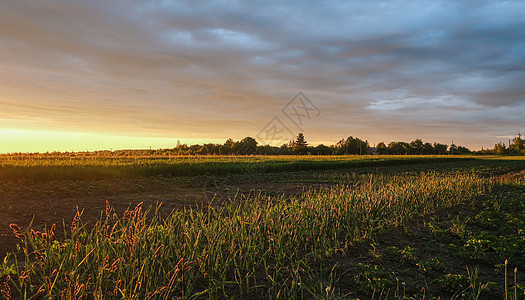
[1,1,524,152]
[0,129,215,153]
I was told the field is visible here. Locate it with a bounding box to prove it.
[0,155,524,299]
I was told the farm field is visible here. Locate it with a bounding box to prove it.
[0,154,480,181]
[0,155,524,299]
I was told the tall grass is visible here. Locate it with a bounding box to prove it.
[2,171,490,299]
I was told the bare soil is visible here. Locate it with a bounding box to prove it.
[0,175,329,257]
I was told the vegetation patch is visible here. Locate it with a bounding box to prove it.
[0,157,524,299]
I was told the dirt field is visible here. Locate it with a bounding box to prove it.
[0,174,323,257]
[2,158,522,258]
[1,158,524,298]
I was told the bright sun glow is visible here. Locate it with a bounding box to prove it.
[0,129,213,153]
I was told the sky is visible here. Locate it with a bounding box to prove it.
[1,0,524,153]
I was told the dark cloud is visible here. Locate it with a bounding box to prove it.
[0,0,524,150]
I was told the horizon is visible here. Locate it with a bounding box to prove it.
[0,128,515,154]
[1,1,524,153]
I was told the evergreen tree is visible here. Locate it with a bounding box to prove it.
[293,133,308,154]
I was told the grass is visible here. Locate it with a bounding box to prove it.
[333,169,525,299]
[0,154,478,181]
[0,155,524,299]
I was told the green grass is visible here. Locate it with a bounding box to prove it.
[1,156,524,299]
[0,172,491,298]
[0,154,476,181]
[331,170,525,299]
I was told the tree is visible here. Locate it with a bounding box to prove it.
[196,146,208,155]
[224,138,235,148]
[219,138,235,155]
[388,141,410,155]
[257,144,279,155]
[237,137,258,155]
[409,139,424,154]
[455,146,471,155]
[376,142,388,155]
[279,143,292,155]
[432,142,448,155]
[188,144,201,155]
[337,136,369,155]
[510,133,524,154]
[493,142,506,155]
[422,142,434,155]
[174,141,189,155]
[292,133,308,154]
[313,144,333,155]
[203,143,217,155]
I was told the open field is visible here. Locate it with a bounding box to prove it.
[1,155,524,299]
[0,154,483,181]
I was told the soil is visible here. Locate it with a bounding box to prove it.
[0,175,330,258]
[1,164,523,298]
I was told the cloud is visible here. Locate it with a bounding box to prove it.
[366,93,482,111]
[0,0,524,150]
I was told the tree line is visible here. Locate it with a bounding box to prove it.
[9,133,521,157]
[102,134,479,156]
[478,133,525,155]
[157,132,521,156]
